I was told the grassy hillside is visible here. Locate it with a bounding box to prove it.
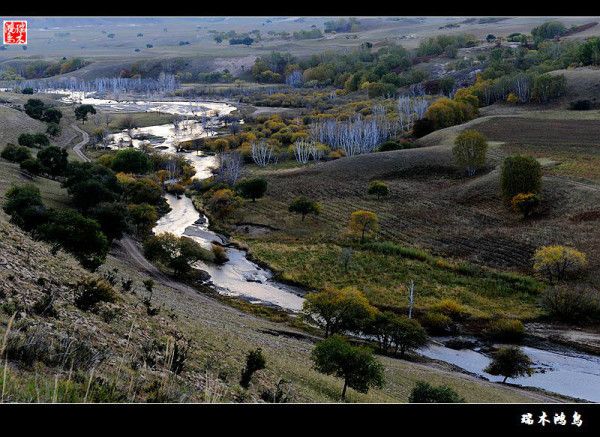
[1,211,561,403]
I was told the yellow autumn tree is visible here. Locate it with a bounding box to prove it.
[532,245,588,283]
[348,210,379,243]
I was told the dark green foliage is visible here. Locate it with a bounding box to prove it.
[240,348,266,388]
[23,99,62,124]
[24,99,46,120]
[2,184,48,230]
[531,21,566,45]
[1,144,32,163]
[74,104,96,124]
[18,133,49,148]
[500,155,542,199]
[19,158,42,175]
[68,179,117,210]
[89,202,129,242]
[74,276,118,311]
[288,196,320,221]
[41,108,63,124]
[484,346,533,383]
[409,381,465,403]
[37,146,68,177]
[38,208,108,270]
[46,122,61,136]
[21,87,34,94]
[236,177,267,201]
[111,149,152,174]
[311,335,384,400]
[378,141,403,152]
[127,203,158,236]
[364,311,428,357]
[367,180,389,199]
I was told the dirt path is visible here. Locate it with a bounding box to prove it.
[118,236,225,307]
[71,123,90,162]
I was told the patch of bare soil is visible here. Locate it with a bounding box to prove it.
[475,117,600,146]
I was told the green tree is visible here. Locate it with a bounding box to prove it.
[18,133,49,148]
[41,108,63,124]
[453,130,488,176]
[288,196,320,221]
[236,178,268,202]
[531,21,566,45]
[484,346,533,383]
[500,155,542,199]
[38,208,109,270]
[303,288,377,337]
[24,98,46,120]
[74,104,97,124]
[1,144,32,163]
[240,348,266,388]
[89,202,129,242]
[68,179,117,210]
[19,158,42,176]
[311,335,384,400]
[389,316,428,358]
[2,184,48,230]
[408,381,465,403]
[367,180,389,199]
[112,149,152,174]
[37,146,68,177]
[127,203,158,236]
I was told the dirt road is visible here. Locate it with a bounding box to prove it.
[71,123,91,162]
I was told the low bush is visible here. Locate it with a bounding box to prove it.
[485,318,525,343]
[409,381,465,403]
[511,192,541,218]
[420,311,453,335]
[542,285,600,323]
[211,244,229,264]
[74,276,118,312]
[431,298,470,321]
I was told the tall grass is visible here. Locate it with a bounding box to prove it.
[361,240,541,294]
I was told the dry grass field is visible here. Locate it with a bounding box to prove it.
[233,126,600,312]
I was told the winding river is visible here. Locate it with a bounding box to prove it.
[53,90,600,402]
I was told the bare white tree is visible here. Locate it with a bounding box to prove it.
[216,152,243,185]
[294,139,313,164]
[251,140,276,167]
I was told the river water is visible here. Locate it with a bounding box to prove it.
[52,90,600,402]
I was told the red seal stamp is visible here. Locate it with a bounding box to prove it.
[3,20,27,45]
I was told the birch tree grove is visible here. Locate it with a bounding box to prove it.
[397,96,430,133]
[216,152,243,185]
[294,139,312,164]
[251,141,276,167]
[16,73,179,97]
[309,113,397,157]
